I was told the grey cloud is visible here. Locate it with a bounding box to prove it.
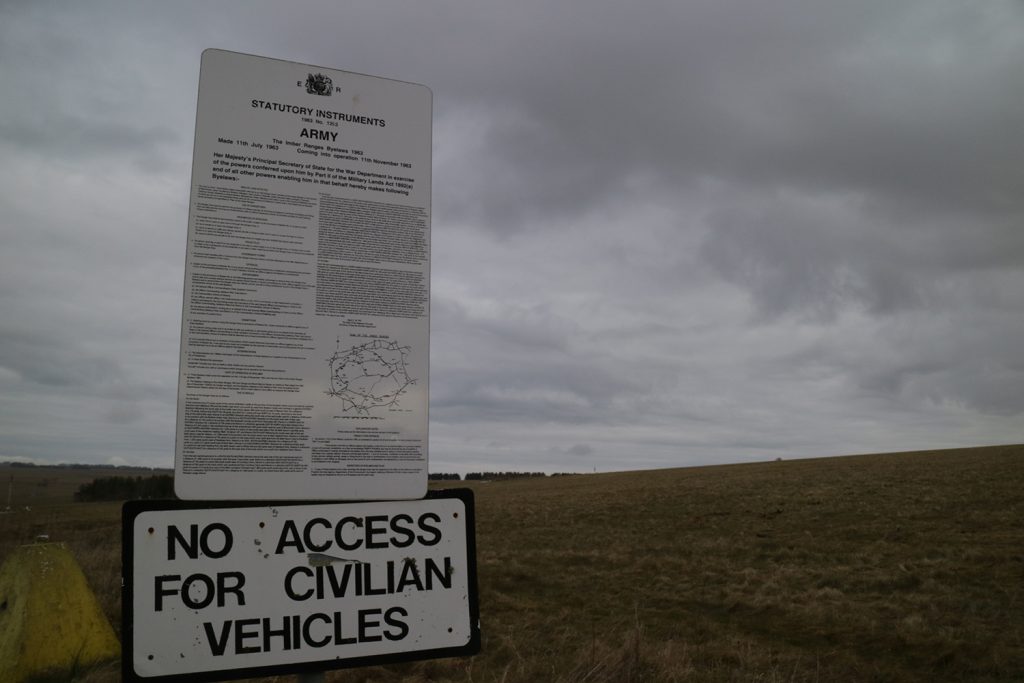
[0,2,194,171]
[435,298,577,354]
[0,118,179,169]
[699,192,921,319]
[431,362,644,425]
[105,402,147,425]
[430,1,1024,234]
[430,295,685,427]
[2,0,1022,469]
[700,184,1024,321]
[0,328,125,390]
[0,325,173,406]
[778,307,1024,417]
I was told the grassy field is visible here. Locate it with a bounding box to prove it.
[1,445,1022,682]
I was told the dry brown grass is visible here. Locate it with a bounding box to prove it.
[1,445,1022,682]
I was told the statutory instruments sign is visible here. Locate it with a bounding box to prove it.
[174,50,432,500]
[122,491,479,682]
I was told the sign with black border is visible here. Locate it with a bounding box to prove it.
[122,489,478,682]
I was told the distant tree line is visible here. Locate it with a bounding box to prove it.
[431,472,579,481]
[1,461,169,471]
[464,471,548,481]
[74,475,176,502]
[70,470,582,499]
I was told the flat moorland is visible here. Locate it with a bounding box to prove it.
[0,445,1021,682]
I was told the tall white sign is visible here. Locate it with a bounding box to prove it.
[174,50,431,500]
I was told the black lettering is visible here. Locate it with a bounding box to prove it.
[218,571,246,606]
[200,523,233,558]
[276,519,305,554]
[396,559,423,592]
[181,574,215,609]
[384,606,409,641]
[203,621,232,656]
[358,608,383,642]
[335,516,363,550]
[325,562,353,597]
[298,127,337,141]
[263,615,292,651]
[425,557,453,590]
[417,513,442,546]
[362,562,386,596]
[155,574,180,611]
[389,514,415,548]
[333,610,357,645]
[303,613,332,647]
[168,525,198,560]
[365,515,389,549]
[285,565,314,601]
[235,618,261,654]
[303,517,332,552]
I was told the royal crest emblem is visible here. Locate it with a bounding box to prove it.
[305,72,333,96]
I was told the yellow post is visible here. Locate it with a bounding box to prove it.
[0,543,120,682]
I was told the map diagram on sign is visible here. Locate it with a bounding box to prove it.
[326,339,416,414]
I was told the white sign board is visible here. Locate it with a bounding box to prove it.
[122,491,478,682]
[175,49,431,500]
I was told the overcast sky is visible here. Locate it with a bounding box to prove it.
[1,0,1022,473]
